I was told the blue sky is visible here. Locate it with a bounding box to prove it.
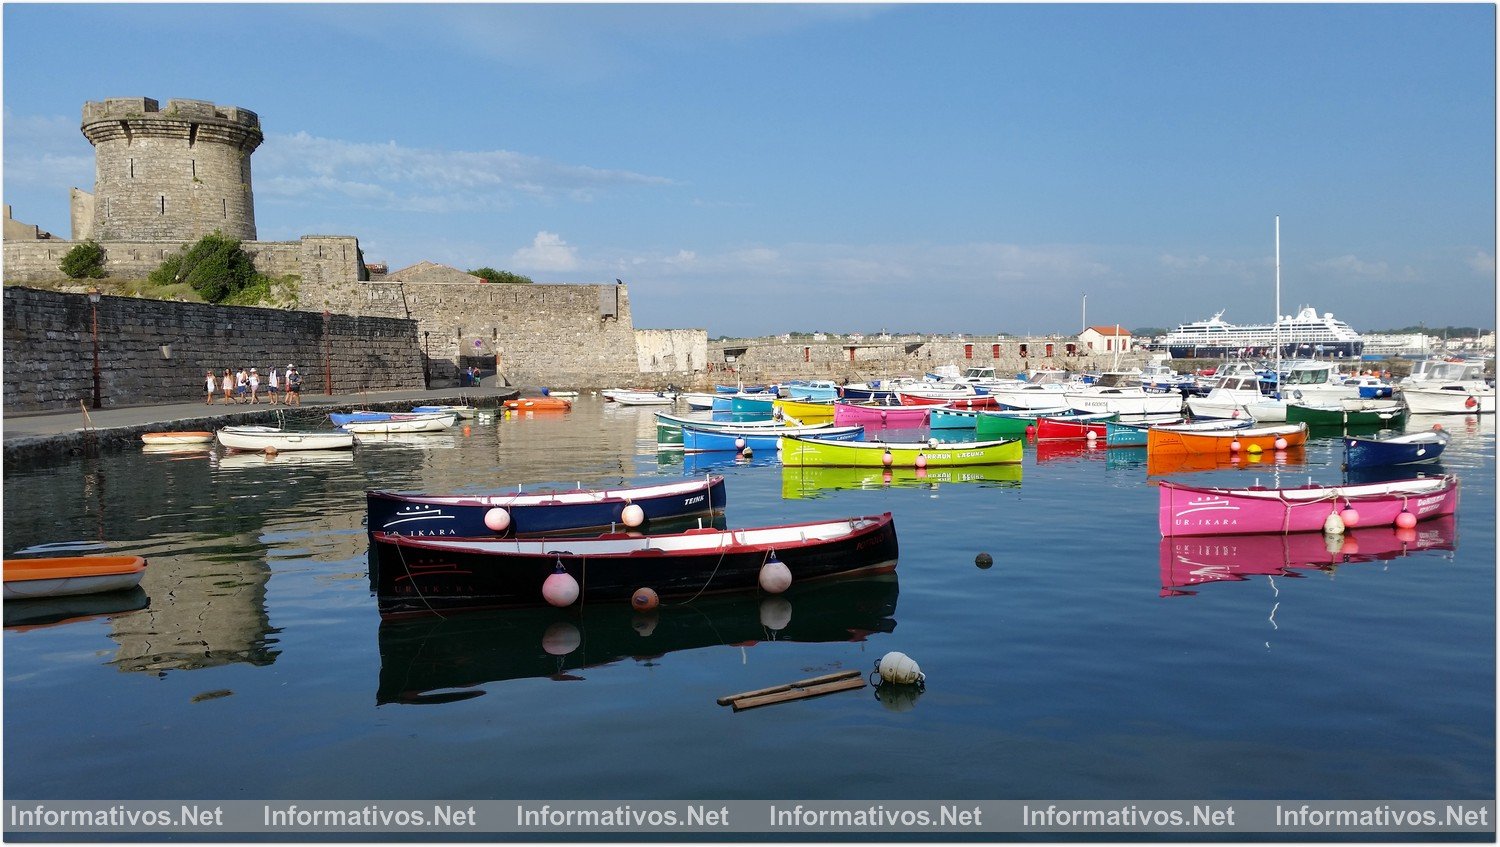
[3,3,1495,336]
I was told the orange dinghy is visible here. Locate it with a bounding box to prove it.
[504,397,573,412]
[4,555,147,600]
[1147,422,1307,455]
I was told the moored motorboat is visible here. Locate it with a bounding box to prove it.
[4,555,148,600]
[140,431,214,445]
[370,512,899,617]
[1157,474,1459,536]
[780,434,1022,467]
[367,476,728,539]
[1343,427,1451,469]
[216,426,355,451]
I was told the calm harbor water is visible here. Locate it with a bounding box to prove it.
[3,398,1494,802]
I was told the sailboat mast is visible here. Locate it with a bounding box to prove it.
[1274,215,1282,391]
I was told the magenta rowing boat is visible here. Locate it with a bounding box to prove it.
[1158,474,1460,536]
[832,402,931,428]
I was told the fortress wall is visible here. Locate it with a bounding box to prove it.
[2,235,361,290]
[3,287,421,412]
[636,329,708,375]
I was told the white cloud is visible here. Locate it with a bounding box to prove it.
[1313,254,1390,277]
[1468,250,1496,276]
[511,231,580,272]
[253,131,673,213]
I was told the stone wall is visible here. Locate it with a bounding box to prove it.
[1,235,364,292]
[2,287,421,412]
[320,281,646,388]
[636,329,707,375]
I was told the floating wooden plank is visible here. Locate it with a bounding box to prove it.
[731,676,866,711]
[716,669,861,706]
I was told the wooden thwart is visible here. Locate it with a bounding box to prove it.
[718,669,865,711]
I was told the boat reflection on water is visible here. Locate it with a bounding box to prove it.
[1159,515,1458,597]
[1146,446,1306,476]
[2,587,149,631]
[212,449,355,472]
[1343,461,1450,485]
[1033,439,1106,464]
[375,574,900,705]
[780,463,1022,499]
[664,448,783,475]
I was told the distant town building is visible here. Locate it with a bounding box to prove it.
[1080,325,1134,353]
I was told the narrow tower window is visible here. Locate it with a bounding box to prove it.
[160,196,166,215]
[191,159,196,179]
[128,158,134,178]
[222,198,227,218]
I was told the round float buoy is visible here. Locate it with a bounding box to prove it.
[541,621,581,655]
[880,410,887,422]
[1340,507,1361,528]
[541,387,551,396]
[1433,423,1444,431]
[1024,425,1036,439]
[621,503,645,528]
[759,596,793,631]
[928,438,939,449]
[740,446,754,459]
[1395,510,1418,529]
[734,436,747,451]
[1274,437,1288,450]
[542,564,580,607]
[1085,430,1097,441]
[874,651,925,686]
[264,446,278,456]
[1229,440,1242,453]
[1247,443,1263,455]
[758,553,792,594]
[975,552,993,569]
[1465,396,1478,409]
[915,453,927,469]
[631,587,659,611]
[1323,511,1346,535]
[881,450,893,467]
[463,424,471,436]
[484,507,511,532]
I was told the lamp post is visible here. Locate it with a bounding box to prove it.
[422,331,431,389]
[88,289,102,409]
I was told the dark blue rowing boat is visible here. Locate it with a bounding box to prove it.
[367,476,727,539]
[1343,427,1450,469]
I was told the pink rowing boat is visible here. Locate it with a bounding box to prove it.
[1158,474,1459,536]
[832,402,931,428]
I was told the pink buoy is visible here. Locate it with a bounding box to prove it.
[734,437,747,451]
[621,503,645,527]
[542,564,580,607]
[484,507,511,532]
[1274,437,1289,450]
[1340,507,1361,528]
[631,587,659,611]
[915,453,927,469]
[881,450,893,467]
[1395,510,1418,529]
[1229,440,1242,453]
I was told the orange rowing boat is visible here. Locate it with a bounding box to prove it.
[504,397,573,412]
[1147,422,1308,455]
[4,555,148,600]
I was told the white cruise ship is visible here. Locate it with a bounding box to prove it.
[1163,306,1364,359]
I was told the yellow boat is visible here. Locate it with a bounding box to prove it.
[772,397,836,423]
[781,463,1023,499]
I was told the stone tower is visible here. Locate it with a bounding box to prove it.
[78,97,263,243]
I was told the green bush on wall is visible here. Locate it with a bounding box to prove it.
[149,232,268,304]
[60,240,107,279]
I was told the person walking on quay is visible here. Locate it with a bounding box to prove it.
[205,370,216,405]
[266,365,279,405]
[234,368,249,403]
[284,364,302,406]
[249,368,261,404]
[220,368,235,405]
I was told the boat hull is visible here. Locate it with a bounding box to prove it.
[1343,430,1450,469]
[781,434,1023,467]
[505,398,573,412]
[772,398,837,422]
[344,413,456,434]
[681,424,862,453]
[1035,414,1115,440]
[216,427,355,451]
[832,402,930,427]
[367,477,728,539]
[1157,475,1459,536]
[141,431,214,445]
[370,513,900,616]
[1399,386,1497,414]
[1286,403,1406,429]
[4,555,148,600]
[1146,423,1307,455]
